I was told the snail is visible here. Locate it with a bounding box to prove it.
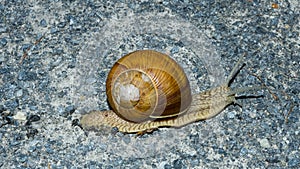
[80,50,262,134]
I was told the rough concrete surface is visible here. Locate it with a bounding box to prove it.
[0,0,299,168]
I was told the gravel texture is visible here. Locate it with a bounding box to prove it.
[0,0,299,168]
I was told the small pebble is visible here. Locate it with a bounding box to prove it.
[288,158,300,167]
[228,110,238,118]
[0,55,5,62]
[15,89,23,97]
[13,111,27,121]
[0,26,7,33]
[40,19,47,27]
[258,138,271,148]
[0,38,7,47]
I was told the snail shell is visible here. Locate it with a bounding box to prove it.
[106,50,192,123]
[80,50,262,134]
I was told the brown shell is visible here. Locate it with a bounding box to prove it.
[106,50,192,123]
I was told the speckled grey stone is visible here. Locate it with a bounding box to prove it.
[0,26,7,34]
[0,38,7,47]
[258,138,271,148]
[39,19,47,27]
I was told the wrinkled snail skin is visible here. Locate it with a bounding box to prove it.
[80,85,235,133]
[80,50,260,134]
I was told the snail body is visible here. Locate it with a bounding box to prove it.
[80,50,261,133]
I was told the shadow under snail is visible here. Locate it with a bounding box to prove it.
[80,50,263,134]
